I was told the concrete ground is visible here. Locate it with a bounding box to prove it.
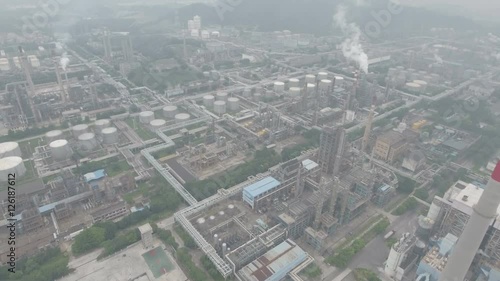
[60,238,187,281]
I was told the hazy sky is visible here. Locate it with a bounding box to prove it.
[400,0,500,23]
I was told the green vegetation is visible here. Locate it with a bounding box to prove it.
[325,239,366,268]
[185,148,281,200]
[281,129,321,161]
[397,175,416,194]
[201,255,225,281]
[96,107,127,119]
[414,188,430,201]
[125,117,157,141]
[175,248,208,281]
[152,224,179,250]
[98,229,141,260]
[302,263,322,279]
[0,247,72,281]
[174,225,197,249]
[392,197,419,216]
[75,156,131,176]
[386,237,398,248]
[353,268,382,281]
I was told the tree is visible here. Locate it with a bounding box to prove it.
[72,226,106,255]
[414,188,429,201]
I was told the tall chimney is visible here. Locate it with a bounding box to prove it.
[439,161,500,281]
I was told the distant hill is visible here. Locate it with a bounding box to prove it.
[178,0,481,37]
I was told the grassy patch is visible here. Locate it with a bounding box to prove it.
[391,197,419,216]
[125,117,157,141]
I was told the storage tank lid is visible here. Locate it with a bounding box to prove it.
[78,133,95,141]
[150,119,167,126]
[73,124,88,130]
[50,139,68,147]
[45,130,63,137]
[290,87,301,91]
[102,127,117,134]
[228,97,239,102]
[0,156,23,170]
[95,119,110,126]
[204,95,215,99]
[140,111,154,116]
[0,142,19,153]
[321,79,332,83]
[163,105,178,110]
[214,101,226,105]
[175,113,191,119]
[274,81,284,85]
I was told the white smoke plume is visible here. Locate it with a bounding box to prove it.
[434,54,443,64]
[60,52,70,71]
[55,42,63,50]
[333,6,369,74]
[354,0,371,6]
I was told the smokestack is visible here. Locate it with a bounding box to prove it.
[222,243,227,256]
[439,161,500,281]
[213,234,218,245]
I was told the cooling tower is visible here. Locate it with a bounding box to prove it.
[439,161,500,281]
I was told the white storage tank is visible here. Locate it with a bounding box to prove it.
[150,119,167,129]
[0,142,22,158]
[94,119,111,135]
[318,72,328,80]
[203,95,215,107]
[289,87,301,98]
[0,157,26,181]
[139,111,155,124]
[406,82,422,92]
[163,105,178,118]
[216,92,228,101]
[228,97,240,111]
[102,127,119,144]
[72,124,89,138]
[214,101,226,115]
[413,80,428,90]
[306,83,316,94]
[243,88,252,98]
[45,130,64,144]
[50,139,72,161]
[174,113,191,123]
[288,78,300,88]
[334,76,344,87]
[305,74,316,84]
[319,79,333,91]
[78,133,97,152]
[274,81,285,93]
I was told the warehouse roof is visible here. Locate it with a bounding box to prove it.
[302,159,318,171]
[243,177,281,198]
[84,169,106,183]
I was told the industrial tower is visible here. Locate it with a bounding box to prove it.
[439,161,500,281]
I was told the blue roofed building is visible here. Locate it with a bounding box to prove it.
[84,169,107,203]
[243,177,281,209]
[416,233,458,281]
[373,184,396,207]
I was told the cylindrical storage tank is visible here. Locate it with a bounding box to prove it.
[139,111,154,124]
[0,142,22,158]
[228,97,240,111]
[94,119,110,134]
[318,72,328,80]
[78,133,97,152]
[319,79,333,91]
[45,130,63,144]
[243,88,252,98]
[50,139,72,161]
[413,80,428,90]
[306,83,316,94]
[214,101,227,115]
[203,95,215,107]
[273,81,285,93]
[288,78,300,88]
[150,119,167,129]
[334,76,344,87]
[265,90,274,99]
[253,93,262,102]
[72,124,89,138]
[405,82,422,92]
[289,87,301,98]
[102,127,119,144]
[174,113,191,123]
[216,92,228,101]
[0,157,26,181]
[305,74,316,84]
[162,105,178,118]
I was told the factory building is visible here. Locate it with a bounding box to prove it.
[384,233,419,281]
[373,130,408,163]
[242,177,282,210]
[84,169,107,203]
[236,239,308,281]
[373,184,396,207]
[317,126,345,176]
[91,201,129,223]
[416,233,458,281]
[21,207,44,233]
[138,223,153,249]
